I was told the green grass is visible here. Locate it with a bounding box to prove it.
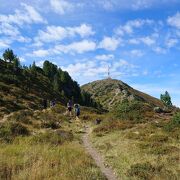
[0,138,106,180]
[0,107,106,179]
[91,116,179,180]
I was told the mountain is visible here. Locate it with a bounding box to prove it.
[81,78,164,110]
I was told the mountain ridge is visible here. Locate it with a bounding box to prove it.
[81,78,164,110]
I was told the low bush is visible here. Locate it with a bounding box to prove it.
[0,122,29,142]
[41,121,60,129]
[139,142,179,155]
[8,110,34,124]
[127,162,155,180]
[148,134,169,143]
[127,162,177,180]
[114,101,151,122]
[93,119,134,134]
[31,130,73,145]
[164,112,180,132]
[50,104,66,114]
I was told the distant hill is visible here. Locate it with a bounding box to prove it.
[81,79,164,110]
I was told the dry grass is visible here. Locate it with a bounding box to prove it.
[0,139,106,180]
[91,117,179,180]
[0,107,106,179]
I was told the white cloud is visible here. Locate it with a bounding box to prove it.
[153,47,167,54]
[130,49,144,57]
[21,3,46,24]
[34,24,94,44]
[36,60,45,67]
[19,57,26,63]
[55,40,96,54]
[115,19,153,35]
[0,3,44,45]
[167,12,180,29]
[98,0,180,11]
[128,38,140,44]
[69,23,95,38]
[99,36,120,50]
[0,23,20,37]
[0,22,31,43]
[0,40,9,49]
[50,0,73,15]
[140,36,155,46]
[30,40,97,57]
[95,54,114,61]
[32,49,50,57]
[62,58,139,84]
[128,35,156,46]
[112,59,138,71]
[0,3,46,26]
[165,38,178,48]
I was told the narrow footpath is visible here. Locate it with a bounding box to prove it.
[82,126,117,180]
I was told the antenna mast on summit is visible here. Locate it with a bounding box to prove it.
[107,65,111,79]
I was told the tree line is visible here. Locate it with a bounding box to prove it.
[0,48,100,108]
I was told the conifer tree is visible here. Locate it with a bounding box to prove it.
[160,91,172,107]
[3,48,16,63]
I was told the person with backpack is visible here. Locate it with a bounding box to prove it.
[74,104,80,120]
[67,100,73,116]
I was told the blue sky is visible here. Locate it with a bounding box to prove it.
[0,0,180,107]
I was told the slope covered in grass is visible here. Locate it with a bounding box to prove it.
[82,79,164,110]
[0,104,106,179]
[91,111,180,180]
[0,56,98,118]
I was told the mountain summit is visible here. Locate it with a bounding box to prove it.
[81,79,163,110]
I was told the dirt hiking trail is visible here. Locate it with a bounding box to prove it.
[82,126,117,180]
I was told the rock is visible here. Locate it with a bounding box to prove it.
[154,107,163,113]
[95,119,102,125]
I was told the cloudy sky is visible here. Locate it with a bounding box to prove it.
[0,0,180,106]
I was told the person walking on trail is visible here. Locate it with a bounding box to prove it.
[43,99,47,109]
[74,104,80,120]
[67,100,73,116]
[50,100,56,107]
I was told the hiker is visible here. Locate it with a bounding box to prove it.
[74,104,80,120]
[43,99,47,109]
[50,100,56,107]
[67,100,73,116]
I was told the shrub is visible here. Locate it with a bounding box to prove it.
[41,121,60,129]
[10,123,29,136]
[127,162,155,180]
[0,122,29,142]
[148,134,169,143]
[31,130,73,145]
[164,112,180,132]
[8,110,33,124]
[139,142,179,155]
[93,119,134,134]
[114,101,151,122]
[127,162,177,180]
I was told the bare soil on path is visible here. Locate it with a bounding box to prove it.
[82,126,117,180]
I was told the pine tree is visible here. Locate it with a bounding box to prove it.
[160,91,172,107]
[13,57,20,68]
[3,49,16,63]
[53,73,60,92]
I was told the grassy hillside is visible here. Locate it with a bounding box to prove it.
[0,60,61,116]
[0,104,106,179]
[82,79,164,110]
[0,51,98,117]
[91,110,180,179]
